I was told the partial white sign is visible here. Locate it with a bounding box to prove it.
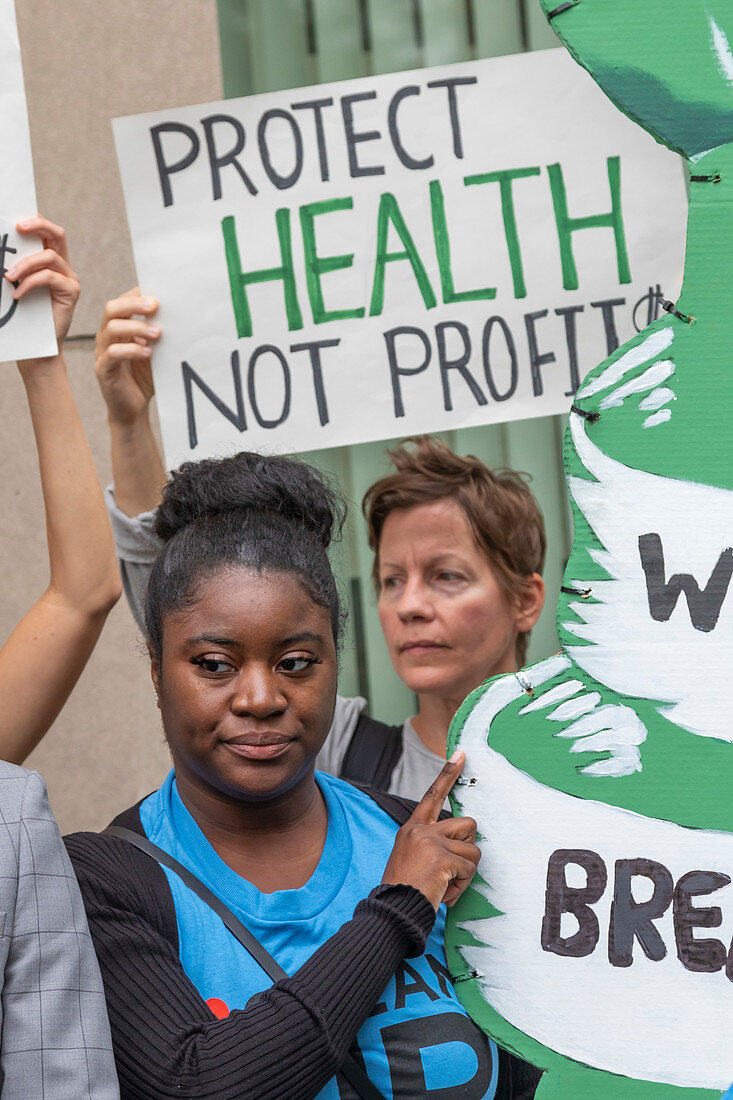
[113,49,687,467]
[0,0,56,362]
[456,658,733,1091]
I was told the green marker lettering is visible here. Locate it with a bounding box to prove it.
[430,180,496,304]
[369,192,437,317]
[299,198,365,324]
[222,210,303,338]
[547,156,631,292]
[464,166,541,299]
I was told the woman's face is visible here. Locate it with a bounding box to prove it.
[377,499,542,704]
[152,566,338,804]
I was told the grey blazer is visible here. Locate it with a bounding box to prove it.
[0,762,119,1098]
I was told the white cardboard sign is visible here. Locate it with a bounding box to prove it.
[0,0,56,363]
[461,718,733,1089]
[113,49,687,467]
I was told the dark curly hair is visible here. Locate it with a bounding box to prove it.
[145,451,347,662]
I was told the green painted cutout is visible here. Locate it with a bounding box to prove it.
[445,2,733,1096]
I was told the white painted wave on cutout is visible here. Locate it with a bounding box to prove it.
[711,16,733,89]
[565,414,733,740]
[576,328,674,401]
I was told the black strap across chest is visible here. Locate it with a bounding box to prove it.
[103,825,386,1100]
[339,714,404,788]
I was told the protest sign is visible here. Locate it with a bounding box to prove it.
[113,48,686,467]
[446,1,733,1097]
[0,0,56,362]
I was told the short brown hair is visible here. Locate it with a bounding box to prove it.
[362,435,546,667]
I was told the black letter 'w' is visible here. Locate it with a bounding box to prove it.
[638,533,733,633]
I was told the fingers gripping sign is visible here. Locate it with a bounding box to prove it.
[382,750,480,910]
[95,288,160,427]
[95,286,168,518]
[7,216,80,348]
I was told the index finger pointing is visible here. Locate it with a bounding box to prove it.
[410,750,465,825]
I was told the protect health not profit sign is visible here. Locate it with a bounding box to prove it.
[113,48,687,465]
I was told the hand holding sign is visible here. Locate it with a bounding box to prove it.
[7,217,79,357]
[94,288,160,427]
[112,53,687,467]
[381,750,479,910]
[94,287,167,517]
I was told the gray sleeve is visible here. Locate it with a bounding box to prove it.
[0,772,119,1099]
[105,485,163,633]
[315,695,368,777]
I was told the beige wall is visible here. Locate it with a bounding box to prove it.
[0,1,224,831]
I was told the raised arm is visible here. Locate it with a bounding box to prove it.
[0,218,121,762]
[94,288,166,517]
[94,290,167,629]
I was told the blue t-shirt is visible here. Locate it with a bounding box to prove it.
[139,770,499,1099]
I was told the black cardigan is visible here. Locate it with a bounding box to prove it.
[65,787,539,1100]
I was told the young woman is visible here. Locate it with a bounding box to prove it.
[0,217,121,762]
[65,452,539,1099]
[0,218,120,1096]
[92,292,545,796]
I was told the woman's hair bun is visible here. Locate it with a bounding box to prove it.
[154,451,347,549]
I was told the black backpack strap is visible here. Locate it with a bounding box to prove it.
[105,826,286,979]
[349,784,450,825]
[348,785,417,825]
[339,714,404,789]
[103,826,386,1100]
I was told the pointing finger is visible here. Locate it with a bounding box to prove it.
[410,750,465,825]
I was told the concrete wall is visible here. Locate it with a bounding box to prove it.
[0,1,223,832]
